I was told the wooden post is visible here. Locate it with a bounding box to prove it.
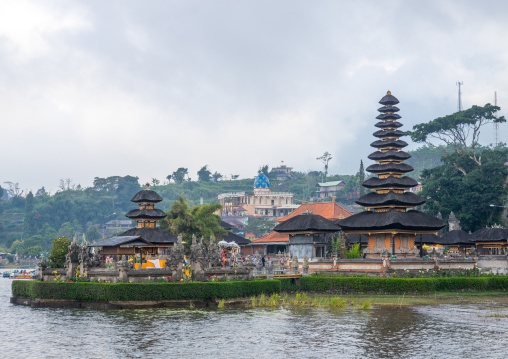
[391,233,395,256]
[419,234,423,257]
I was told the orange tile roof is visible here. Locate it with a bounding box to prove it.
[251,231,289,243]
[276,202,352,223]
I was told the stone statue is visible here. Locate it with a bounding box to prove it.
[207,235,221,268]
[167,235,185,271]
[302,256,309,276]
[91,248,102,268]
[292,255,299,273]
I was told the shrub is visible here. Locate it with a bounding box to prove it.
[48,237,70,268]
[12,280,281,302]
[299,276,508,294]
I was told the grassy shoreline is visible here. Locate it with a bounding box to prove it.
[245,291,508,308]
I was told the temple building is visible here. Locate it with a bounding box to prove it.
[90,184,176,267]
[338,91,446,258]
[273,213,340,260]
[218,173,298,217]
[245,201,353,255]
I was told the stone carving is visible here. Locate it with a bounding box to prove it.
[302,256,309,276]
[167,235,185,270]
[91,248,102,268]
[266,258,274,279]
[292,255,299,273]
[207,235,221,268]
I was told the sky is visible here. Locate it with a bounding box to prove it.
[1,0,507,193]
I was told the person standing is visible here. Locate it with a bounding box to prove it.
[262,256,265,267]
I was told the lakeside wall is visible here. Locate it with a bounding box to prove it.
[11,276,508,308]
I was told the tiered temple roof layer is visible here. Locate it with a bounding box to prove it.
[338,91,445,239]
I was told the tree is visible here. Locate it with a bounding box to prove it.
[23,191,36,237]
[48,237,71,268]
[170,168,189,184]
[359,160,365,197]
[35,186,47,197]
[0,185,4,200]
[197,165,212,182]
[151,178,160,186]
[160,196,226,251]
[212,172,223,182]
[57,222,75,239]
[3,181,23,198]
[244,218,276,238]
[316,152,332,183]
[420,147,508,232]
[258,165,269,176]
[86,225,101,242]
[409,104,506,165]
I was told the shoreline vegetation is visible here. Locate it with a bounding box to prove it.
[10,276,508,309]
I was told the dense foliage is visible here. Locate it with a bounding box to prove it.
[420,147,508,232]
[299,276,508,293]
[159,196,226,249]
[12,280,281,301]
[48,237,71,268]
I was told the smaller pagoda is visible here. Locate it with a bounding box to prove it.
[125,183,167,228]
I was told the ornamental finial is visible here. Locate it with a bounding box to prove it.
[387,90,391,95]
[144,183,151,190]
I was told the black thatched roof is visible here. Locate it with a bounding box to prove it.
[417,233,440,245]
[376,113,401,120]
[370,139,408,149]
[220,220,234,230]
[471,227,508,242]
[337,209,446,232]
[119,227,177,244]
[373,129,406,138]
[366,163,414,174]
[131,190,163,203]
[274,214,340,233]
[439,230,472,245]
[378,105,400,113]
[375,121,403,129]
[125,208,167,219]
[379,92,399,105]
[355,191,425,207]
[368,150,411,161]
[362,176,418,189]
[89,236,150,247]
[220,231,251,245]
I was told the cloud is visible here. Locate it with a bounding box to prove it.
[0,0,507,192]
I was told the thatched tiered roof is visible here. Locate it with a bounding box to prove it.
[337,91,445,233]
[274,214,340,233]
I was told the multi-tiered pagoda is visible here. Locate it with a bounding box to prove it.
[338,91,445,258]
[125,184,167,228]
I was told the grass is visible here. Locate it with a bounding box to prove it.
[238,291,508,309]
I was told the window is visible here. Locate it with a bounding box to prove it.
[316,246,325,257]
[278,198,281,205]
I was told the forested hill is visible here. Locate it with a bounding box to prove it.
[405,146,444,180]
[0,146,445,256]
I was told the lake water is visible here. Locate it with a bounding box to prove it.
[1,270,508,359]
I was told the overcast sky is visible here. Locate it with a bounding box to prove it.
[1,0,507,193]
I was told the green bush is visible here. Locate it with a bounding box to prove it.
[299,276,508,294]
[279,278,299,292]
[12,280,281,302]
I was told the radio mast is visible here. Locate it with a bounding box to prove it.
[494,91,499,147]
[456,81,463,112]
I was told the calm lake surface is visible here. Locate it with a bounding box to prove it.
[1,270,508,359]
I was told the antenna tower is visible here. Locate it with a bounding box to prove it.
[456,81,463,112]
[494,91,499,147]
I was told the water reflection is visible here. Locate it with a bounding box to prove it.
[2,275,508,358]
